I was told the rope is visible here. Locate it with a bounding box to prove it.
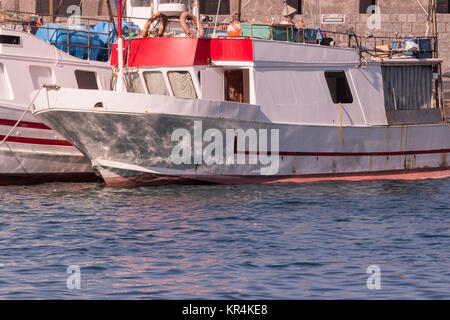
[0,86,44,147]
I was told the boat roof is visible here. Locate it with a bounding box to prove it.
[110,37,360,68]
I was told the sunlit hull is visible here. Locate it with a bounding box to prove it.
[33,88,450,187]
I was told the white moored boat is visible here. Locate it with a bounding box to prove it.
[32,3,450,187]
[0,16,113,184]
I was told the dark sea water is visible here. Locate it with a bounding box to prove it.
[0,178,449,300]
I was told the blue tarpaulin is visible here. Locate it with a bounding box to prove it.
[36,24,105,61]
[35,22,140,62]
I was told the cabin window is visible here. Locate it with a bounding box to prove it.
[144,71,169,96]
[0,35,20,45]
[382,66,432,110]
[0,63,13,100]
[130,0,149,6]
[286,0,302,14]
[125,72,145,93]
[168,71,197,98]
[225,70,249,103]
[30,66,53,90]
[224,69,250,103]
[50,0,82,16]
[359,0,377,13]
[437,0,450,13]
[200,0,231,15]
[75,70,98,90]
[325,71,353,104]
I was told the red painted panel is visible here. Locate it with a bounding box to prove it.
[111,37,211,67]
[110,37,254,67]
[211,39,254,62]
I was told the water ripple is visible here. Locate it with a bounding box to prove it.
[0,178,448,299]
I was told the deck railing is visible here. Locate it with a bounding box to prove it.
[209,22,438,62]
[0,11,115,61]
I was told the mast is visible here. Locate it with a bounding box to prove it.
[117,0,125,92]
[153,0,160,14]
[432,0,438,57]
[430,0,444,114]
[49,0,54,22]
[105,0,118,37]
[193,0,200,21]
[235,0,241,21]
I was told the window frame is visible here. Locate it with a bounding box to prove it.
[125,71,146,94]
[359,0,377,14]
[0,63,13,100]
[324,71,354,104]
[74,70,99,90]
[0,35,21,46]
[167,70,198,99]
[143,70,170,96]
[286,0,302,14]
[199,0,231,15]
[436,0,450,13]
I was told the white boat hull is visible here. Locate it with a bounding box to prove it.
[0,28,112,184]
[33,89,450,187]
[0,106,98,184]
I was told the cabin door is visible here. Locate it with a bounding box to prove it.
[225,70,244,103]
[201,68,224,101]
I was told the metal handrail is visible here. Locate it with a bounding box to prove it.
[223,22,439,59]
[0,10,116,60]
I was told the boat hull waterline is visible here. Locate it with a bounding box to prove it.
[33,89,450,187]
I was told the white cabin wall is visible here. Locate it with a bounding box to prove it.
[200,68,224,101]
[0,30,112,112]
[347,64,388,126]
[253,40,360,66]
[253,66,383,126]
[248,39,388,126]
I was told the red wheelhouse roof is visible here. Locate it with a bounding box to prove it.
[110,37,254,68]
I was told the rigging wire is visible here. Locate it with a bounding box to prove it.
[213,0,221,38]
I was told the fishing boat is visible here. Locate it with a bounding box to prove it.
[32,1,450,187]
[0,12,116,185]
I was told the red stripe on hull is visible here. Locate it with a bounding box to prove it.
[103,167,450,188]
[236,149,450,157]
[0,135,72,146]
[0,119,52,130]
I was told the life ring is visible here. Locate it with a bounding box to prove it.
[142,12,168,37]
[180,11,204,38]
